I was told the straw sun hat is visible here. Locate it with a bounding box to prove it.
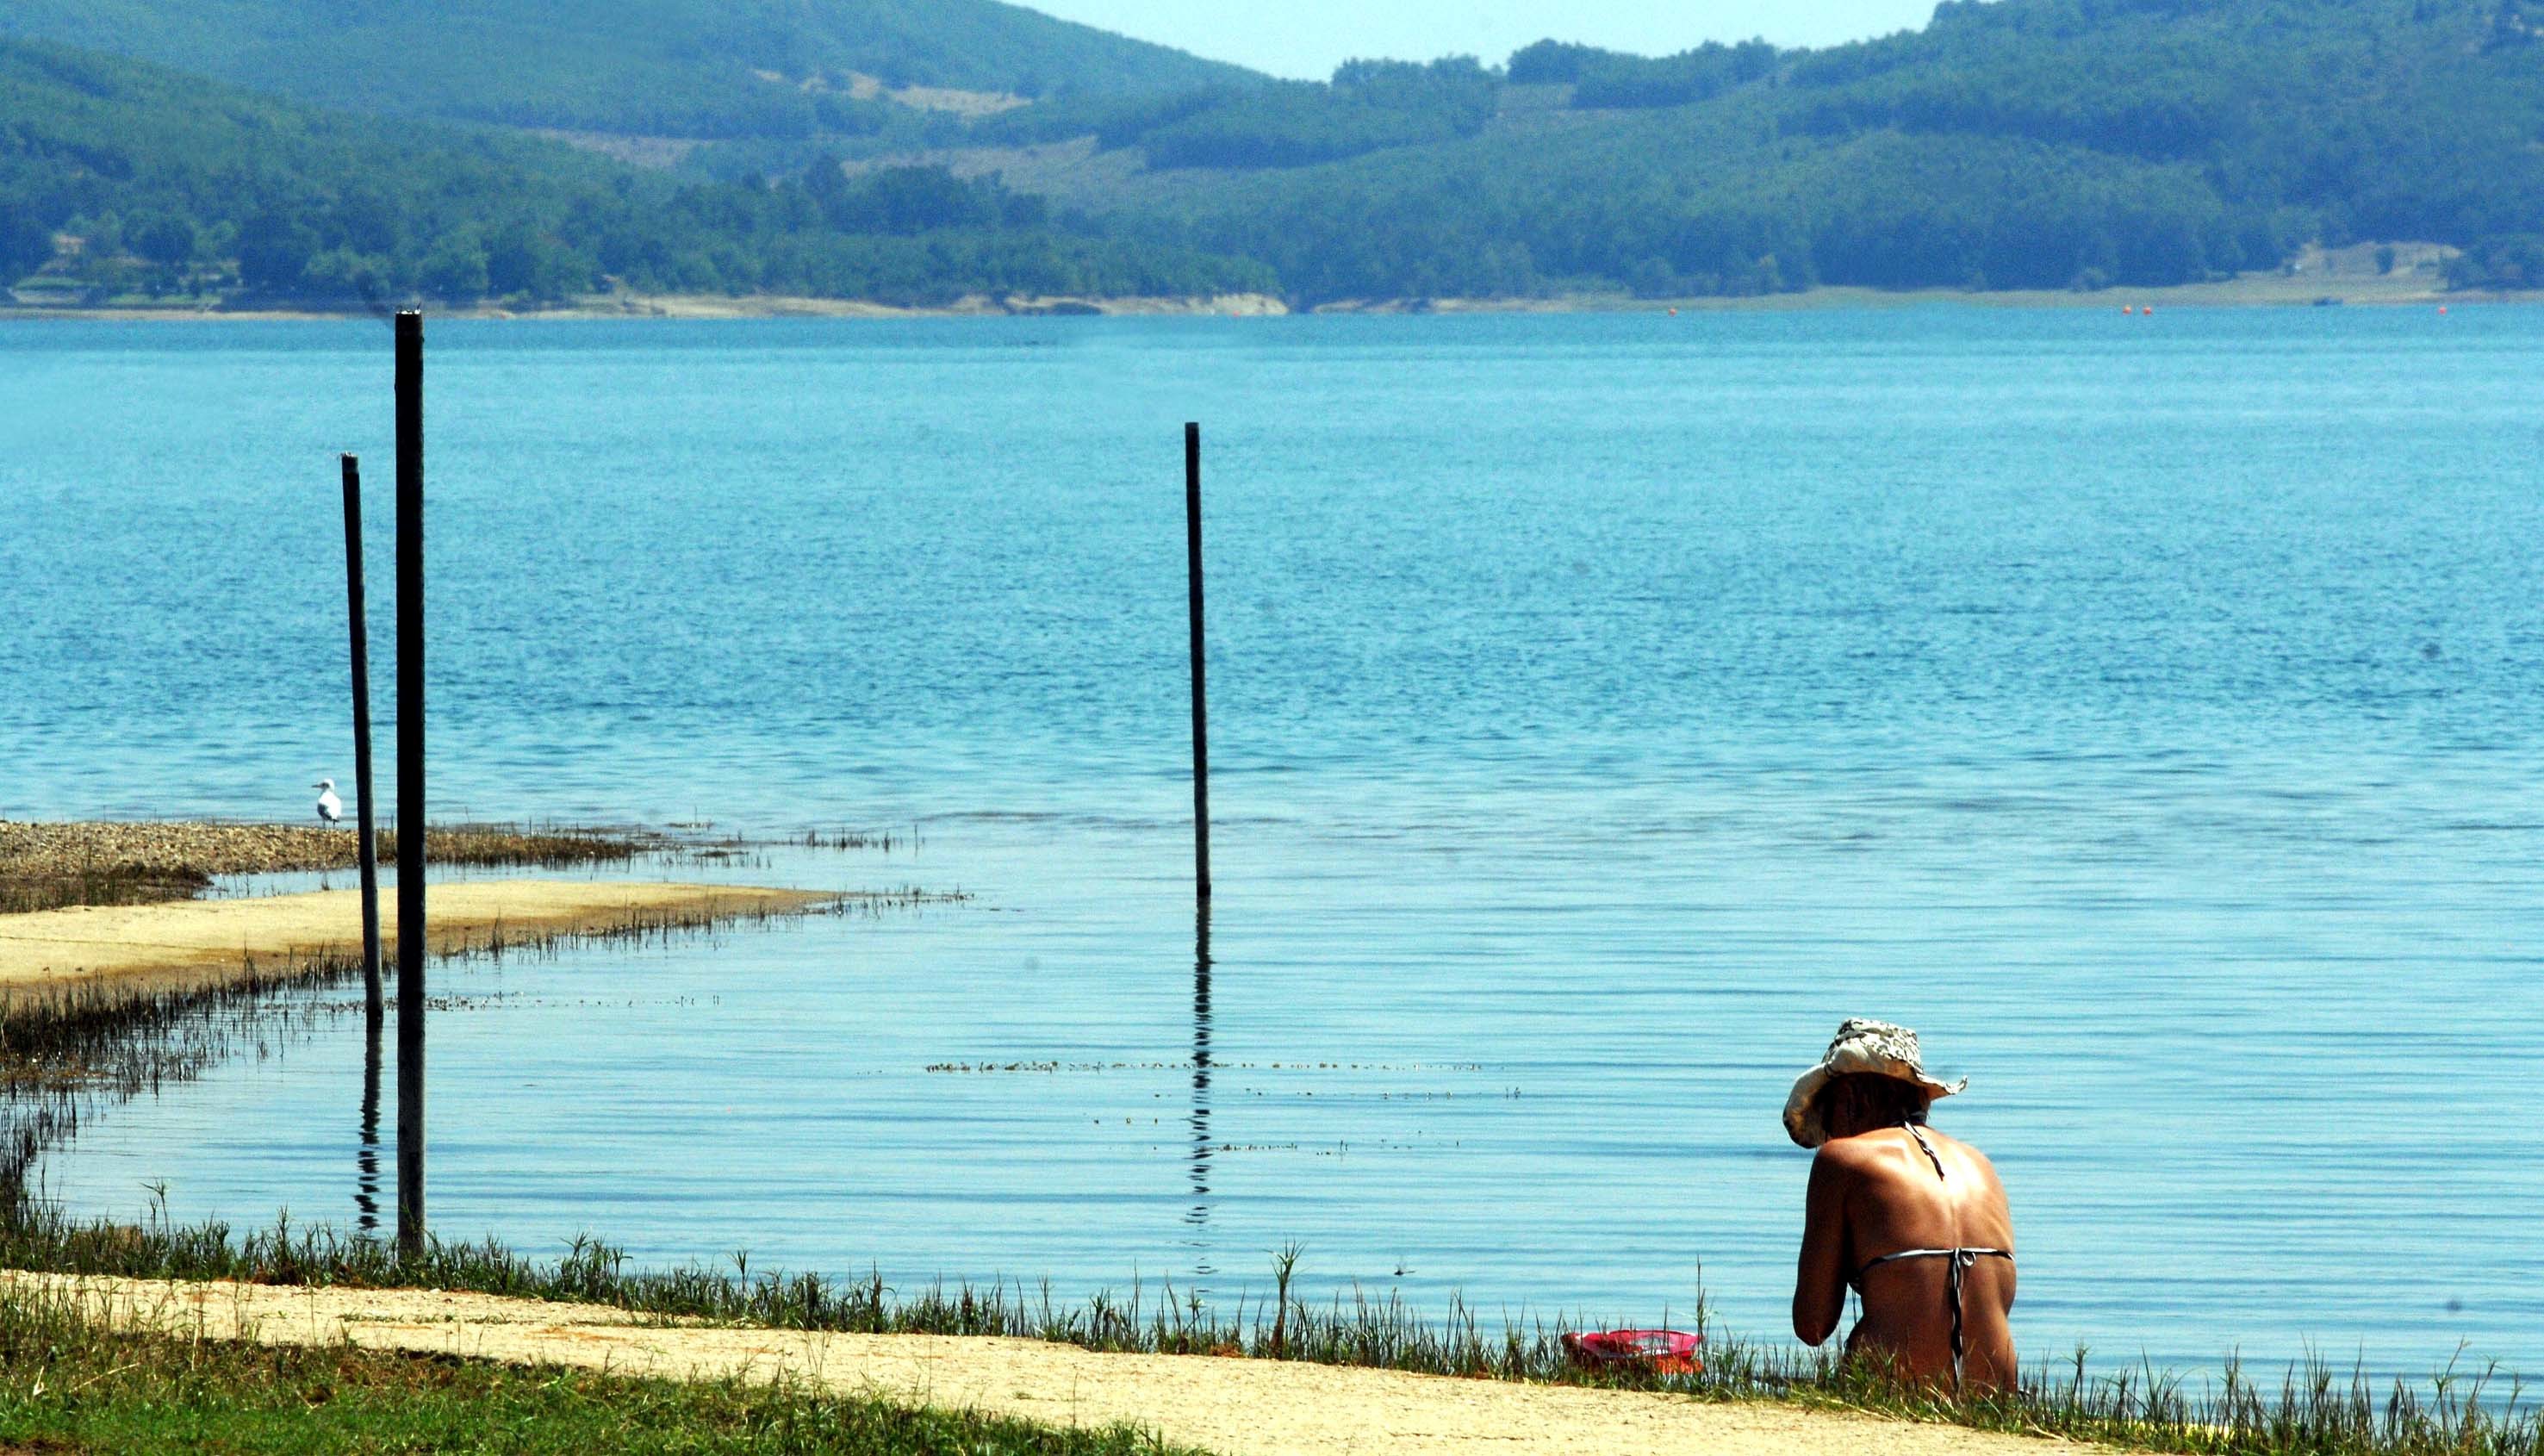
[1782,1017,1968,1148]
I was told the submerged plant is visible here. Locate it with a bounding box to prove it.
[0,887,951,1201]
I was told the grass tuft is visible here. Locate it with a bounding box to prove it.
[0,1279,1197,1454]
[0,1209,2532,1456]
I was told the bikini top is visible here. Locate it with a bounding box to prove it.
[1845,1122,2013,1391]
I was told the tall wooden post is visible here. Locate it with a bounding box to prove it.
[394,311,426,1259]
[357,1014,383,1235]
[1188,903,1213,1220]
[339,455,383,1029]
[1185,423,1210,903]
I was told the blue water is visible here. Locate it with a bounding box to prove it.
[3,309,2540,1386]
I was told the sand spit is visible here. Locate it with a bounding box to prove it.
[0,819,671,915]
[2,1273,2107,1456]
[0,820,375,880]
[0,880,836,1013]
[0,818,662,878]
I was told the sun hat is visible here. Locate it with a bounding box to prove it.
[1783,1017,1967,1148]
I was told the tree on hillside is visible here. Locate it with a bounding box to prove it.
[0,203,54,279]
[419,232,492,301]
[1507,40,1610,84]
[484,220,589,299]
[235,211,319,293]
[2444,233,2544,288]
[130,212,198,267]
[1571,40,1779,108]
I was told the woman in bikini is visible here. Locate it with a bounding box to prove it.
[1787,1018,2018,1394]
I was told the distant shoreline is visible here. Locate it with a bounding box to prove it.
[0,291,1292,322]
[0,277,2521,323]
[1360,278,2506,314]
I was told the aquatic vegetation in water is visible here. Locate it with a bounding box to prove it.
[799,826,917,852]
[0,889,955,1200]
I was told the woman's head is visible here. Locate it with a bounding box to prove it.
[1814,1073,1933,1142]
[1784,1018,1965,1148]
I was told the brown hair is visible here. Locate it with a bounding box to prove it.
[1818,1073,1932,1137]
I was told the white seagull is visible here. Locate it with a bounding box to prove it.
[314,779,345,825]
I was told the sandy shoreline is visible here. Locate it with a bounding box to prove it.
[0,818,655,882]
[0,290,1292,322]
[0,880,834,1011]
[2,1272,2109,1456]
[2,273,2522,323]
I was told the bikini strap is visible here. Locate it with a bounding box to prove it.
[1949,1248,1979,1389]
[1849,1247,2016,1392]
[1872,1125,1988,1391]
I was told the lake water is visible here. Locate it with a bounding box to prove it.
[2,309,2539,1386]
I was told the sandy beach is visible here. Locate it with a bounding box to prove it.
[0,880,836,1011]
[1,1272,2111,1456]
[2,244,2517,324]
[0,290,1296,322]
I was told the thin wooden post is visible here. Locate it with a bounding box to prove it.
[357,1014,383,1235]
[394,311,426,1259]
[339,455,383,1030]
[1188,903,1212,1217]
[1185,422,1210,903]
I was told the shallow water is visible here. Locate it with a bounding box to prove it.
[2,310,2539,1383]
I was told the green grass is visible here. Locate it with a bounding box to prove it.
[0,1282,1199,1454]
[0,1207,2535,1456]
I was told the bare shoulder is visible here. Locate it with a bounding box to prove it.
[1928,1127,2010,1200]
[1931,1127,2001,1175]
[1933,1124,1994,1160]
[1812,1129,1915,1192]
[1811,1134,1882,1175]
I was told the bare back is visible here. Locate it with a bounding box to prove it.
[1793,1124,2017,1391]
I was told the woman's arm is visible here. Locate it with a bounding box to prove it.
[1793,1147,1850,1346]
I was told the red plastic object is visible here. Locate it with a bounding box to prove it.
[1560,1328,1703,1376]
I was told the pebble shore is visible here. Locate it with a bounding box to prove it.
[0,821,366,880]
[0,821,659,915]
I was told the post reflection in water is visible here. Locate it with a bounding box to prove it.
[355,1005,383,1235]
[1186,905,1214,1277]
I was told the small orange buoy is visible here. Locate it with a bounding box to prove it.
[1668,307,1678,316]
[2438,305,2449,314]
[2121,305,2133,314]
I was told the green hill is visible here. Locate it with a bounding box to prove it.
[0,0,1257,140]
[956,0,2544,300]
[0,39,1272,308]
[10,0,2544,310]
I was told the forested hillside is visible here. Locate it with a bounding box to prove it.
[977,0,2544,300]
[0,0,1255,140]
[0,40,1272,308]
[8,0,2544,310]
